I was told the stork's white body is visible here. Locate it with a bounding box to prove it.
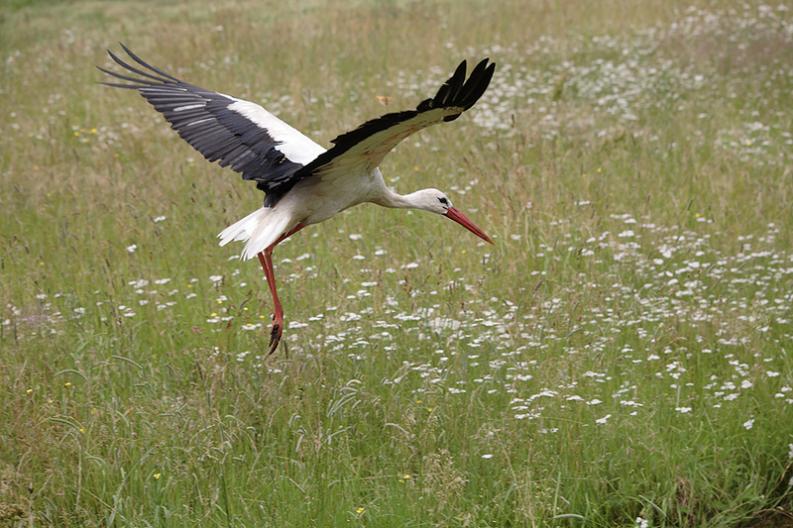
[219,167,393,260]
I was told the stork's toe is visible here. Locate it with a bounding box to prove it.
[268,321,283,355]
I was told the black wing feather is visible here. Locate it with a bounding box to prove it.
[297,58,495,177]
[99,45,307,205]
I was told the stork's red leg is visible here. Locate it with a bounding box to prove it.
[256,223,306,355]
[257,249,283,354]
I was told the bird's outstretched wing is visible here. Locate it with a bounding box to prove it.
[295,58,495,181]
[99,45,325,205]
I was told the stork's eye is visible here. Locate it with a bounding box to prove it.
[438,197,449,206]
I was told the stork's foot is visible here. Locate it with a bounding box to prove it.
[267,317,284,355]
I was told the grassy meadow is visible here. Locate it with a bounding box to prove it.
[2,0,793,526]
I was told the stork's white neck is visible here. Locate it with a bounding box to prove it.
[375,187,421,209]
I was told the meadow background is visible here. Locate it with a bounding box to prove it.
[2,0,793,526]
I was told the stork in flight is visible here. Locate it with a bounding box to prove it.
[100,45,495,354]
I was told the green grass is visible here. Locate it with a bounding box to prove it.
[2,0,793,526]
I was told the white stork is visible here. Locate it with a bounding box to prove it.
[100,44,496,354]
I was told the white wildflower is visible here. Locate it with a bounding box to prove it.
[595,414,611,425]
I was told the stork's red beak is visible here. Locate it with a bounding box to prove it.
[444,207,493,244]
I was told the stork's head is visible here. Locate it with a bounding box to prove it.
[411,188,493,244]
